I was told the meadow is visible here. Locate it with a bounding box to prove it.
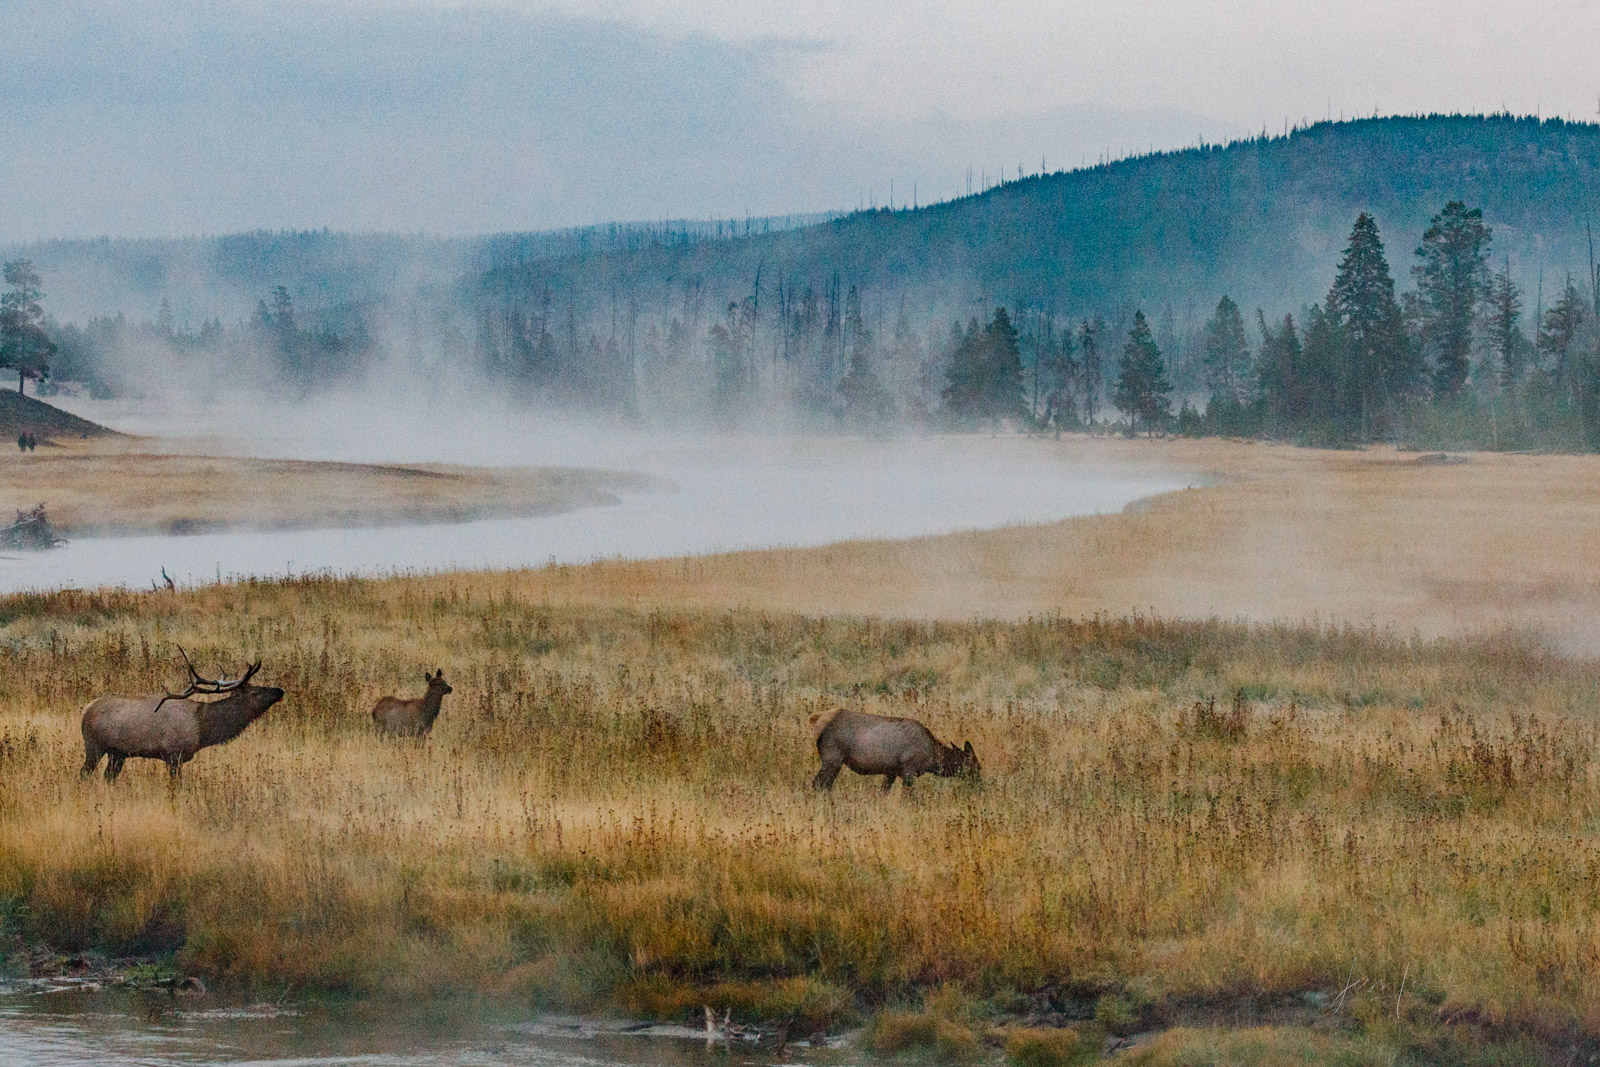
[508,438,1600,656]
[0,575,1597,1064]
[3,437,1600,1065]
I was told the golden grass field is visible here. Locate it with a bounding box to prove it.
[2,436,1600,1065]
[0,443,649,536]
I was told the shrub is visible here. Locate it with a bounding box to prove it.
[1005,1027,1095,1067]
[865,1011,985,1063]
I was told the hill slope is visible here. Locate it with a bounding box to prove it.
[16,114,1600,411]
[0,390,118,442]
[483,115,1600,327]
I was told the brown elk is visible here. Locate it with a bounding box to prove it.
[809,709,980,793]
[371,669,452,738]
[80,648,284,781]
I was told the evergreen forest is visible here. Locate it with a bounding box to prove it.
[8,113,1600,449]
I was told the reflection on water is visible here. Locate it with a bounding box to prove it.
[0,987,849,1067]
[0,429,1193,594]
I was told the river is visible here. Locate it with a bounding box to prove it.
[0,399,1194,594]
[0,984,851,1066]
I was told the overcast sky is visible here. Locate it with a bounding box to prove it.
[3,0,1597,241]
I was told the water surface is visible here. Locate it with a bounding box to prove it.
[2,403,1194,593]
[0,985,847,1066]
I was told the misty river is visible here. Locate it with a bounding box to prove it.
[0,400,1193,595]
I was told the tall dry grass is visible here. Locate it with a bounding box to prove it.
[0,573,1597,1058]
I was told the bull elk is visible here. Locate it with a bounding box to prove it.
[80,648,284,781]
[809,709,980,793]
[371,669,452,738]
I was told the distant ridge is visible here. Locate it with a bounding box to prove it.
[0,391,119,441]
[13,114,1600,412]
[480,114,1600,324]
[16,115,1600,330]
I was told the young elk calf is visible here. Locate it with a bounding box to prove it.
[372,670,452,738]
[809,709,980,794]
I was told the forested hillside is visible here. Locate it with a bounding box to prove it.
[482,114,1600,334]
[10,114,1600,446]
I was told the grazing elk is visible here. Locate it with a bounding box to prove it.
[809,709,980,793]
[80,648,283,781]
[371,669,452,738]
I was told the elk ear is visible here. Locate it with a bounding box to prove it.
[963,741,974,755]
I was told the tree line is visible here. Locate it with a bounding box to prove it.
[934,199,1600,451]
[11,114,1600,450]
[18,196,1600,456]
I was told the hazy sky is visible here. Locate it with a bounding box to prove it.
[3,0,1597,241]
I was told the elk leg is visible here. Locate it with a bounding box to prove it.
[811,760,843,791]
[900,770,917,793]
[165,756,183,780]
[880,774,897,793]
[80,746,103,779]
[104,755,125,782]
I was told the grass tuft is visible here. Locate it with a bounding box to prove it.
[1004,1028,1095,1067]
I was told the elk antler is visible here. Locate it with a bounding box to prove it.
[151,646,260,712]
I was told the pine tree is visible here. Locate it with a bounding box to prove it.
[942,317,986,423]
[1413,201,1491,397]
[1040,325,1078,433]
[1327,213,1418,437]
[1256,311,1305,434]
[941,308,1024,425]
[1113,310,1172,436]
[269,285,295,332]
[1486,266,1528,388]
[1538,282,1587,401]
[0,260,55,395]
[1202,295,1250,404]
[981,306,1026,422]
[709,300,749,404]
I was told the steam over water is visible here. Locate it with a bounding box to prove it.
[0,398,1193,594]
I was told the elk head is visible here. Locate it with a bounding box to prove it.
[939,740,981,781]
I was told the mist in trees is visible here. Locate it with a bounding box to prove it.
[1168,204,1600,451]
[943,308,1025,427]
[19,116,1600,451]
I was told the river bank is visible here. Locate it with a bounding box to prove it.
[0,444,651,538]
[518,436,1600,655]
